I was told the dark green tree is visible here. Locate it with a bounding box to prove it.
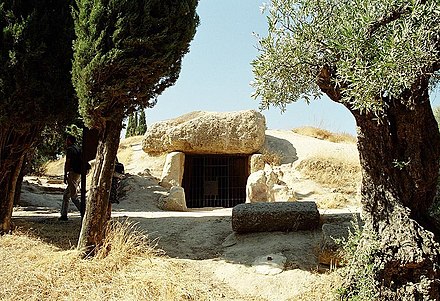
[136,109,147,135]
[133,111,139,136]
[125,112,136,138]
[253,0,440,298]
[0,0,76,233]
[72,0,199,253]
[28,123,80,175]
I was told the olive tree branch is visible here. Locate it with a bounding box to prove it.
[367,6,411,38]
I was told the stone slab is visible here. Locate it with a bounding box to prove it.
[142,110,266,155]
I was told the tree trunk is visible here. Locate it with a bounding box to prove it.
[77,118,123,256]
[0,153,24,234]
[14,165,25,206]
[0,127,38,234]
[349,80,440,299]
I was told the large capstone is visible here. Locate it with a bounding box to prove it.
[142,110,266,155]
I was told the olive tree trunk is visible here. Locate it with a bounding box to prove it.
[77,119,123,255]
[349,79,440,299]
[0,127,38,234]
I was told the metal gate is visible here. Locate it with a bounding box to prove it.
[182,155,249,208]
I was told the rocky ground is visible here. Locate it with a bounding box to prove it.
[13,130,361,301]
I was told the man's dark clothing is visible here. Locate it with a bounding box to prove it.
[66,145,81,174]
[61,143,81,219]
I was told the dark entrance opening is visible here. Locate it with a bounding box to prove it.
[182,155,250,208]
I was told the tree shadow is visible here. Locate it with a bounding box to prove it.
[11,210,360,275]
[12,216,81,250]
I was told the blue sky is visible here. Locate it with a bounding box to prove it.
[146,1,440,136]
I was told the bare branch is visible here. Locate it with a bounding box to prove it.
[316,65,342,103]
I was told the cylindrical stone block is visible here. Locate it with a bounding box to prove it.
[232,201,320,233]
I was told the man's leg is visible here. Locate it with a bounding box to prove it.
[69,172,81,211]
[60,187,70,220]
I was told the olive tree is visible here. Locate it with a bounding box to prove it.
[0,0,75,233]
[72,0,199,254]
[252,0,440,299]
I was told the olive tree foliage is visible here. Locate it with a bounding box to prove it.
[253,0,439,113]
[253,0,440,299]
[72,0,199,254]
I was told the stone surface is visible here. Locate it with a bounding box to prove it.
[232,201,320,233]
[253,253,287,275]
[318,222,353,266]
[158,186,187,211]
[160,152,185,188]
[272,184,296,202]
[142,110,266,155]
[319,212,362,226]
[246,170,272,202]
[246,167,296,203]
[222,233,238,247]
[263,135,298,164]
[250,154,265,173]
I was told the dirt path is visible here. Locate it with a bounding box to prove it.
[14,176,349,301]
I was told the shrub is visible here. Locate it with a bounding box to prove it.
[336,220,380,301]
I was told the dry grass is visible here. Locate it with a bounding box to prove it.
[0,219,212,301]
[316,193,356,209]
[297,156,361,191]
[3,218,347,301]
[293,126,357,144]
[42,159,64,176]
[292,272,343,301]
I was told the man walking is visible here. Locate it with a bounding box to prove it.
[60,135,81,221]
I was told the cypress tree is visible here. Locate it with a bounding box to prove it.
[72,0,199,253]
[0,0,75,233]
[133,111,139,135]
[136,110,147,136]
[125,113,135,138]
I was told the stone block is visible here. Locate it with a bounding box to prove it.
[232,201,320,233]
[250,154,265,173]
[318,222,353,266]
[142,110,266,155]
[158,186,187,211]
[160,151,185,188]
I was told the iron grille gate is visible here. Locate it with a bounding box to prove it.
[182,155,249,208]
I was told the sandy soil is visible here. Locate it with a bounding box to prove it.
[13,130,361,301]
